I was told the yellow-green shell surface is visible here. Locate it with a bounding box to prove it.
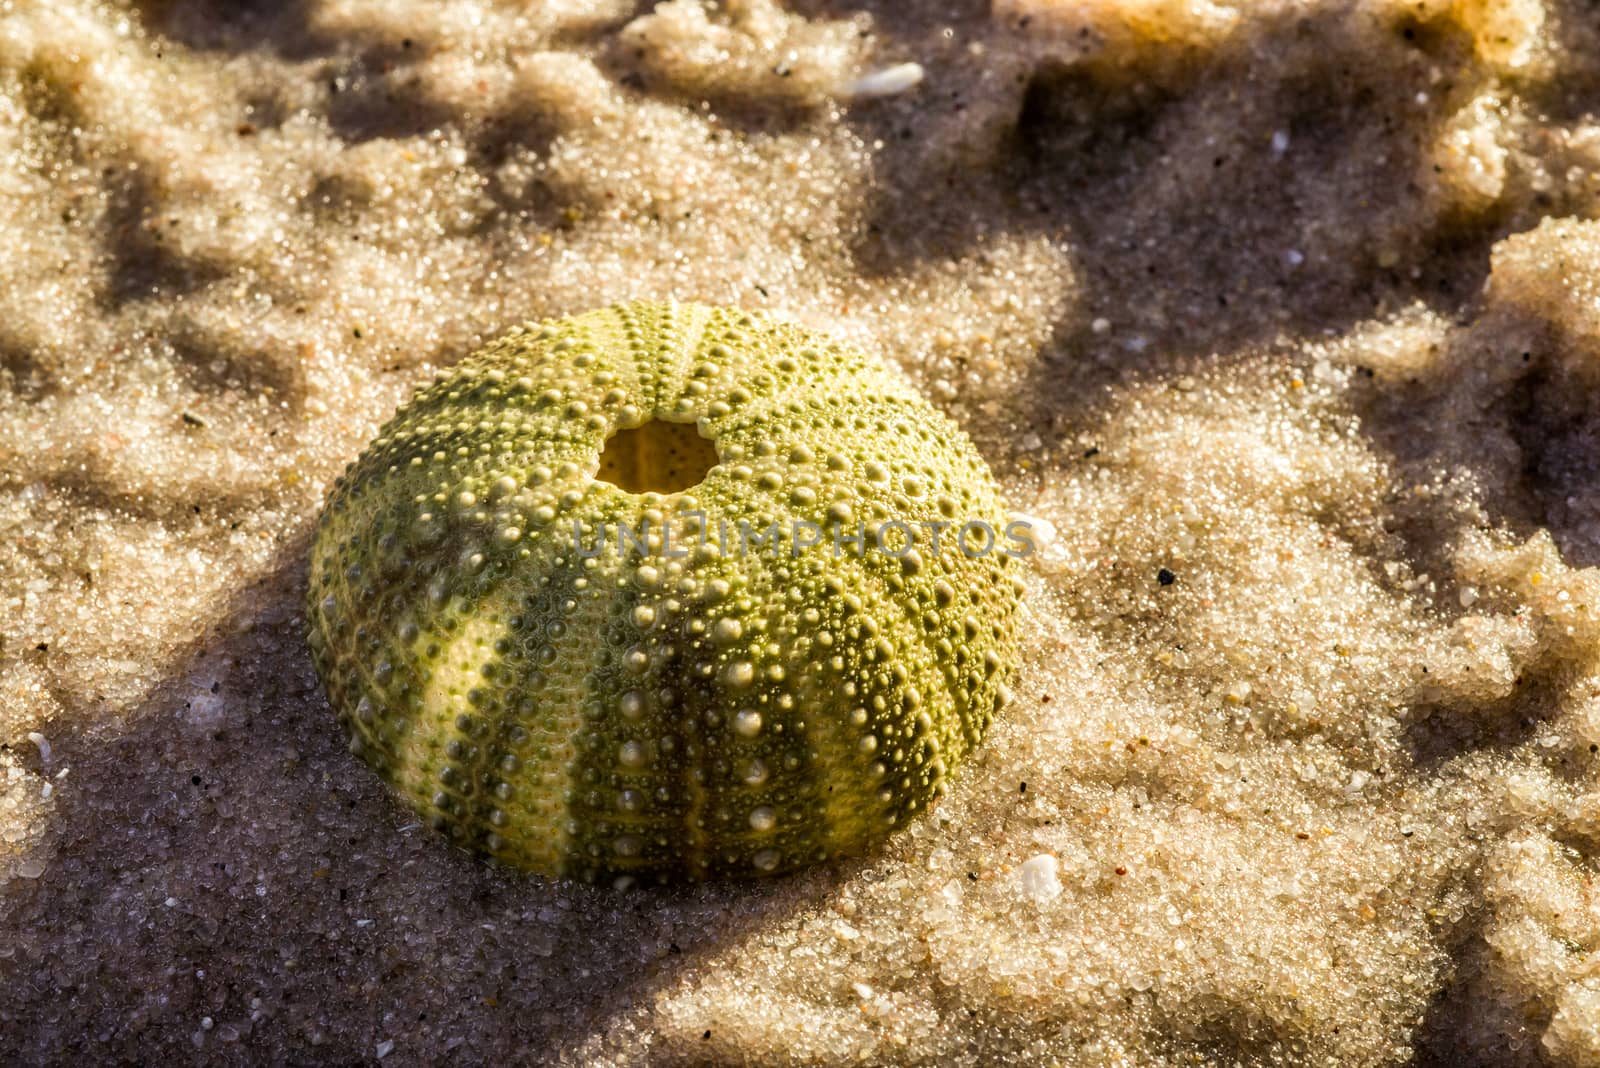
[307,301,1023,883]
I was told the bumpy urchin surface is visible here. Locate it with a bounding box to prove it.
[307,301,1023,883]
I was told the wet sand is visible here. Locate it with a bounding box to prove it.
[2,0,1599,1064]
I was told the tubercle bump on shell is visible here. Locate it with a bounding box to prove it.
[306,300,1023,884]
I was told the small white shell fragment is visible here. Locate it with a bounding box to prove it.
[846,62,924,100]
[1010,512,1057,551]
[1018,853,1062,902]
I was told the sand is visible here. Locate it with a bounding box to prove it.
[1,0,1598,1063]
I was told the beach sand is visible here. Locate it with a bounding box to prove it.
[2,0,1599,1063]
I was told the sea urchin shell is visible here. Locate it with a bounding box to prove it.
[306,301,1023,883]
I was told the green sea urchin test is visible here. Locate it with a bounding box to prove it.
[307,301,1023,883]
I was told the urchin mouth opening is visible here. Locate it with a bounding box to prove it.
[596,418,720,495]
